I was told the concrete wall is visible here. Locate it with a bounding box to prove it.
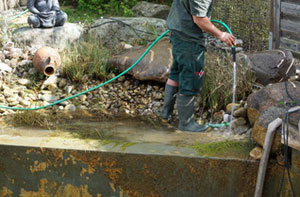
[0,144,299,196]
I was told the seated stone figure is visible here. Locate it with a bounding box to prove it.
[27,0,67,28]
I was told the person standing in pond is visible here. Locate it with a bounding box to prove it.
[27,0,67,28]
[161,0,235,132]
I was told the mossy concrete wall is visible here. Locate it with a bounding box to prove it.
[0,144,299,196]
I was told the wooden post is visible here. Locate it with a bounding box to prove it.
[272,0,281,49]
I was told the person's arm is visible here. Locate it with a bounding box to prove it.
[27,0,40,15]
[193,16,236,47]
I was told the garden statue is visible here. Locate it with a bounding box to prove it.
[27,0,67,28]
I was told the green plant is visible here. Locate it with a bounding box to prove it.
[199,49,255,115]
[61,37,111,83]
[77,0,138,17]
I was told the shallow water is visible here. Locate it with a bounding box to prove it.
[0,118,250,159]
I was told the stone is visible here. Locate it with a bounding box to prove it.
[18,60,33,67]
[65,104,76,112]
[233,126,249,135]
[233,107,247,118]
[237,50,296,86]
[39,94,59,103]
[247,81,300,126]
[249,146,263,160]
[20,99,30,106]
[0,51,5,61]
[17,78,31,85]
[89,17,167,46]
[231,117,247,129]
[20,0,28,6]
[41,75,58,90]
[226,103,240,114]
[12,23,83,49]
[58,78,67,88]
[251,107,286,153]
[110,38,171,82]
[5,48,22,59]
[0,62,12,73]
[132,1,170,19]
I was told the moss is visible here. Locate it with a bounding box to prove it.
[191,140,255,159]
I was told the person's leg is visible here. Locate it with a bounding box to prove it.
[175,40,208,132]
[161,79,178,120]
[160,34,180,120]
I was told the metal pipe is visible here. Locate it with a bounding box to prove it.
[254,118,282,197]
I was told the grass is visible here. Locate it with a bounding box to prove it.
[191,140,255,159]
[61,36,112,83]
[200,49,255,115]
[62,6,100,24]
[7,111,62,129]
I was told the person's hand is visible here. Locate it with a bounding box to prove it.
[218,32,236,47]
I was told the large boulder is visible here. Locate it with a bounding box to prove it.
[109,38,172,83]
[12,23,83,49]
[247,81,300,125]
[251,107,286,153]
[132,1,170,19]
[248,82,300,152]
[237,50,296,86]
[89,17,167,46]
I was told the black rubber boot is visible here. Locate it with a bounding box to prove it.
[161,84,178,120]
[177,95,208,132]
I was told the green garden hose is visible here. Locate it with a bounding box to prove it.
[0,19,235,130]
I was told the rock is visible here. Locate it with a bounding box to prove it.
[249,146,263,160]
[17,78,31,85]
[58,78,67,88]
[233,107,247,118]
[233,126,249,135]
[5,48,22,59]
[65,86,74,94]
[247,82,300,125]
[3,41,14,51]
[18,60,33,67]
[251,107,286,153]
[39,94,59,103]
[20,99,30,106]
[0,62,12,73]
[132,1,170,19]
[19,0,28,6]
[226,103,240,114]
[89,17,167,46]
[231,117,247,129]
[110,38,171,82]
[41,75,58,90]
[237,50,295,86]
[0,51,5,61]
[12,23,84,49]
[79,95,87,102]
[65,104,76,112]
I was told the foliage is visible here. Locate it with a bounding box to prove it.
[63,6,99,24]
[61,37,111,83]
[8,111,61,128]
[199,49,255,115]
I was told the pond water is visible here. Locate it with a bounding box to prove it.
[0,117,251,159]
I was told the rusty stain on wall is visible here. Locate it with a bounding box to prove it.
[0,187,13,197]
[30,161,47,173]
